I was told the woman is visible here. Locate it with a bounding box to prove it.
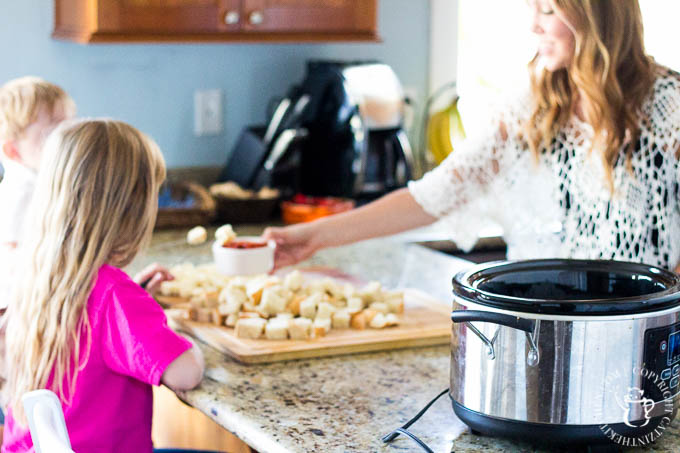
[265,0,680,272]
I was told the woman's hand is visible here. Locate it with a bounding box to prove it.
[133,263,174,295]
[263,223,321,270]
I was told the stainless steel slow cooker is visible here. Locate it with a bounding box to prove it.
[450,259,680,447]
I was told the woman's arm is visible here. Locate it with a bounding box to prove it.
[161,335,205,391]
[313,187,437,246]
[264,187,438,269]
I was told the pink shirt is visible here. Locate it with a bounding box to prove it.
[2,264,192,453]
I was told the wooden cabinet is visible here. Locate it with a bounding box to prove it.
[152,385,254,452]
[53,0,378,43]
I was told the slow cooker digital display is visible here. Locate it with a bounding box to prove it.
[668,331,680,366]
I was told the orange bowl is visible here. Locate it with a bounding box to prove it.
[281,196,355,224]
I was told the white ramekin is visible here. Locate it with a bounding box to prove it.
[212,236,276,276]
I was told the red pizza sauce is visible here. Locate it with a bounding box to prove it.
[222,240,267,249]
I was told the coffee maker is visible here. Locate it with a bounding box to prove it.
[220,60,415,201]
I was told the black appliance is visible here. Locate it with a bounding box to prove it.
[219,60,415,201]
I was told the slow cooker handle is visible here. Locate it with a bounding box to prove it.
[450,310,534,333]
[451,310,539,365]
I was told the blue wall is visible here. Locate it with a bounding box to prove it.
[0,1,430,168]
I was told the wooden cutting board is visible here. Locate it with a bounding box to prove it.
[164,289,452,364]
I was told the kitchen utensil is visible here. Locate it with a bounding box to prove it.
[450,259,680,446]
[241,60,415,201]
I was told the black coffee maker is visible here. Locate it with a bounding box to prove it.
[220,60,415,201]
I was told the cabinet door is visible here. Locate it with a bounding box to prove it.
[53,0,378,42]
[241,0,376,35]
[96,0,241,34]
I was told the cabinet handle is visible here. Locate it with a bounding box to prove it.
[224,10,240,25]
[248,10,264,25]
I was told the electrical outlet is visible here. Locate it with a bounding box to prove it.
[194,89,223,136]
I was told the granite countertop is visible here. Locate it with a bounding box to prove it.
[128,226,680,453]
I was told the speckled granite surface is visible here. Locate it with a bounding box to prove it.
[128,227,680,453]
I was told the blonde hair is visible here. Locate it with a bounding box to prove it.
[525,0,655,191]
[0,76,75,141]
[5,119,166,424]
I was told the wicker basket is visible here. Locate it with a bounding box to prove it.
[155,181,216,229]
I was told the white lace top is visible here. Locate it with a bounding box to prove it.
[409,67,680,270]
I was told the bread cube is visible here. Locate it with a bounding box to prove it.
[187,226,208,245]
[183,307,198,321]
[289,317,312,340]
[227,276,249,290]
[346,297,364,314]
[159,280,181,296]
[359,281,382,303]
[196,308,213,323]
[211,308,225,326]
[246,275,280,304]
[239,311,264,319]
[362,309,379,324]
[300,293,321,319]
[218,287,247,314]
[323,279,345,300]
[286,295,305,316]
[369,313,388,329]
[350,311,367,330]
[235,318,266,339]
[178,283,195,299]
[284,270,304,291]
[331,309,351,329]
[265,317,290,340]
[316,301,337,320]
[225,313,239,327]
[369,302,389,314]
[275,312,294,320]
[215,224,236,244]
[312,318,332,338]
[343,283,358,300]
[385,313,400,327]
[259,287,288,316]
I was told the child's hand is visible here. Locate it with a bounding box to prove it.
[133,263,174,295]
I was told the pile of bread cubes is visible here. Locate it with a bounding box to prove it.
[159,265,404,341]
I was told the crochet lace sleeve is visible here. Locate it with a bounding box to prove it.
[408,99,527,250]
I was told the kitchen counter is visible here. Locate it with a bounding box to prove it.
[128,227,680,453]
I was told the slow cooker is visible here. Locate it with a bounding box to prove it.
[450,259,680,447]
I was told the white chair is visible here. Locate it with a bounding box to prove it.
[22,389,74,453]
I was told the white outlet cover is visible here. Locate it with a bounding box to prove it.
[194,89,223,136]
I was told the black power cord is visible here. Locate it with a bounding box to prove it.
[381,388,450,452]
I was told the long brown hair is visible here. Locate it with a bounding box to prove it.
[5,119,166,423]
[525,0,656,190]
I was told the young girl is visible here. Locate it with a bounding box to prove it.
[265,0,680,272]
[2,119,205,452]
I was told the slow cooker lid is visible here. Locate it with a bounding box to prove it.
[452,259,680,316]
